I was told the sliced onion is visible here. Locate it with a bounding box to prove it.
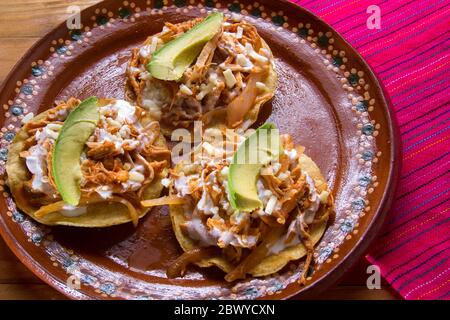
[226,72,264,128]
[141,195,186,207]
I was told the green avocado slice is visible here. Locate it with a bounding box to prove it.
[52,97,100,206]
[228,123,281,212]
[147,12,223,81]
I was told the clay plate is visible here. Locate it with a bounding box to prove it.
[0,0,400,299]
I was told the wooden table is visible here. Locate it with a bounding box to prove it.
[0,0,400,300]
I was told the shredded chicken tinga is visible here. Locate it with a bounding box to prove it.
[6,98,170,227]
[150,128,334,283]
[127,17,277,135]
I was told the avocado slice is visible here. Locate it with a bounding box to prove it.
[52,97,100,206]
[228,123,281,212]
[147,12,223,81]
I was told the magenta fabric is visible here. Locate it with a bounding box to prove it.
[289,0,450,299]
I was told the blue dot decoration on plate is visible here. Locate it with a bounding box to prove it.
[340,219,354,232]
[56,45,67,55]
[298,27,309,38]
[318,35,329,47]
[243,287,259,299]
[0,148,8,161]
[118,7,131,19]
[204,0,215,8]
[62,257,75,268]
[20,84,33,95]
[362,123,375,136]
[31,233,43,244]
[12,211,25,223]
[362,150,374,161]
[31,65,45,77]
[174,0,186,7]
[356,100,369,112]
[332,55,343,67]
[154,0,164,9]
[318,246,333,261]
[272,15,285,26]
[11,105,24,116]
[4,131,15,141]
[228,2,241,13]
[96,15,108,26]
[250,8,261,17]
[271,281,285,292]
[69,29,83,41]
[81,274,96,285]
[352,198,365,211]
[348,73,359,86]
[100,282,116,295]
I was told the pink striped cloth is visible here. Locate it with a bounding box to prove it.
[290,0,449,300]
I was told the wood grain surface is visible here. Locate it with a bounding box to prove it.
[0,0,400,300]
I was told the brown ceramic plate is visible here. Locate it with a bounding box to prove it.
[0,0,399,300]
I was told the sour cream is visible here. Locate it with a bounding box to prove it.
[115,100,137,123]
[25,144,53,195]
[185,217,217,247]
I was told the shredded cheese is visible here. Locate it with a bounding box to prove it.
[236,54,252,68]
[265,195,278,215]
[250,51,269,64]
[223,69,237,88]
[236,26,243,39]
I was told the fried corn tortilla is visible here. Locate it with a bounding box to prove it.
[169,150,331,278]
[6,98,169,227]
